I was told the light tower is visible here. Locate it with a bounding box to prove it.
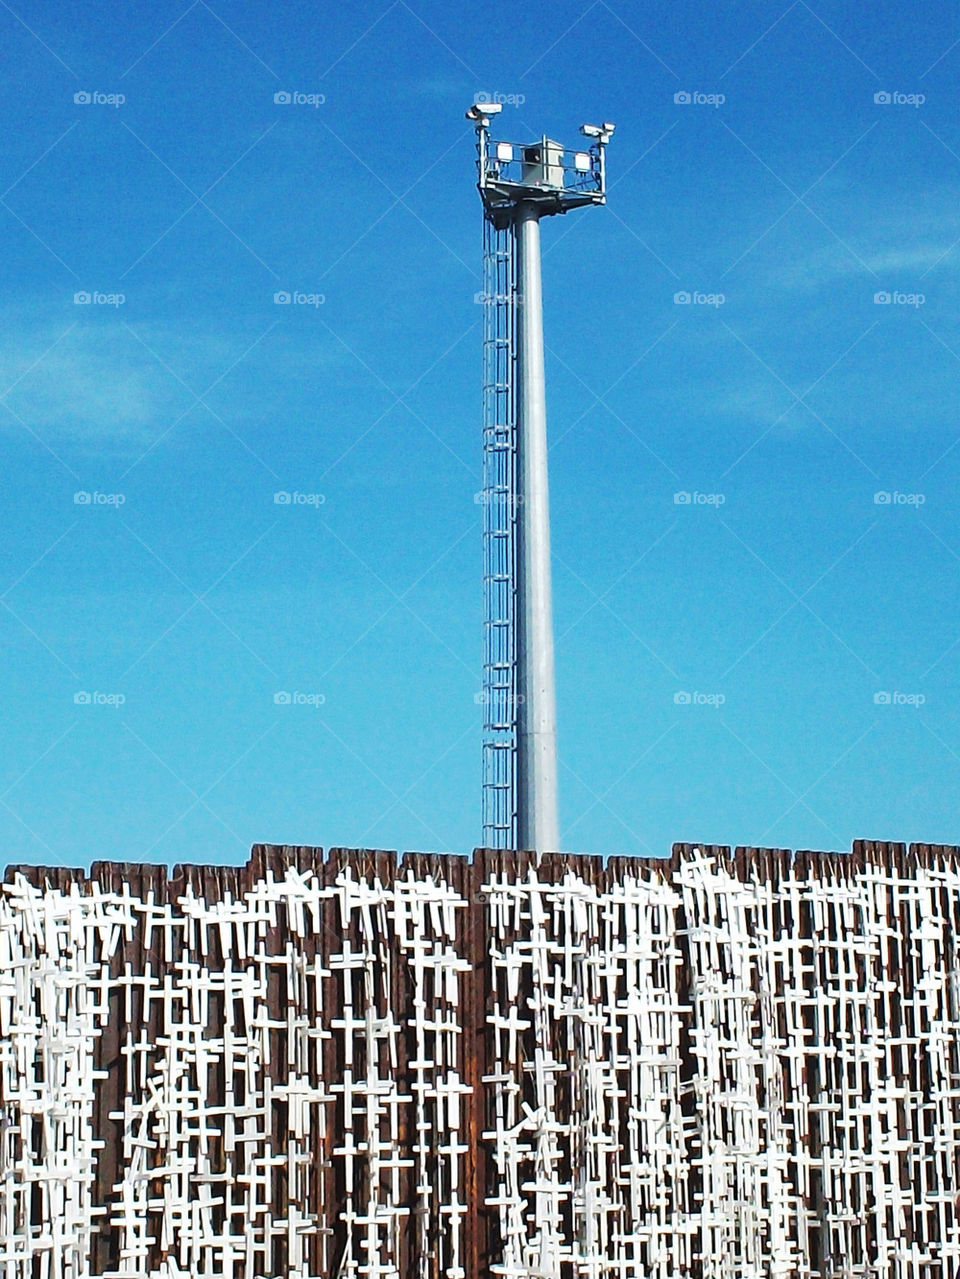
[469,104,614,853]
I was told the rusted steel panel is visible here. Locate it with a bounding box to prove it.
[1,842,960,1277]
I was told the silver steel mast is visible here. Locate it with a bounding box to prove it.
[514,202,558,854]
[470,105,614,854]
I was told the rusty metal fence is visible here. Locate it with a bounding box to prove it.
[1,841,959,1279]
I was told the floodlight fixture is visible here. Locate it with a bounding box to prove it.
[466,101,503,126]
[580,122,616,143]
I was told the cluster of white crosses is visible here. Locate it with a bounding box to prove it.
[0,849,959,1278]
[0,865,470,1279]
[482,851,960,1279]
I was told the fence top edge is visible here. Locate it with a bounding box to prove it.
[4,840,960,900]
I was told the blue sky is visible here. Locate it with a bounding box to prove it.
[2,0,959,866]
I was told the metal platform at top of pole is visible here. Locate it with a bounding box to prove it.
[469,104,614,855]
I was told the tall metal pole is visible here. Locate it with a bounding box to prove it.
[515,202,559,854]
[470,105,613,855]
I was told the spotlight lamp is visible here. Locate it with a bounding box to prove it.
[466,102,504,125]
[580,121,616,143]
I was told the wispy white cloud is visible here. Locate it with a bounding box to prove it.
[0,318,201,450]
[756,195,960,293]
[0,309,351,452]
[779,240,959,290]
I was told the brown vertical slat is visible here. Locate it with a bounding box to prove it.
[464,849,491,1279]
[266,844,290,1278]
[88,861,131,1275]
[320,845,348,1279]
[296,846,324,1278]
[671,843,701,1277]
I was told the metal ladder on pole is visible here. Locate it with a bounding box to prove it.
[481,212,519,850]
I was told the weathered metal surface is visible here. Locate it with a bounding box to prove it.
[0,842,959,1278]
